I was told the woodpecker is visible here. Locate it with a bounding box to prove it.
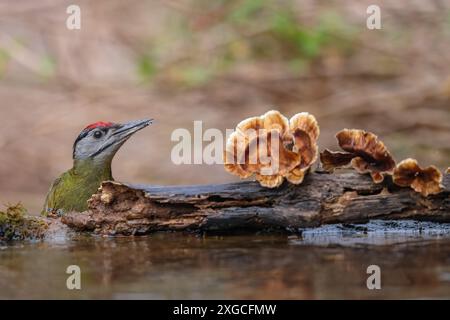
[42,119,152,216]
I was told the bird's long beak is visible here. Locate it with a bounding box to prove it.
[112,119,153,141]
[91,119,153,158]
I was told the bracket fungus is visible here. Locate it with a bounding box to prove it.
[320,129,395,183]
[224,110,319,188]
[286,113,320,184]
[393,158,443,196]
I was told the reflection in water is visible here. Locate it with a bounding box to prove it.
[1,222,450,299]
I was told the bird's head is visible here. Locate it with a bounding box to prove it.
[73,119,152,162]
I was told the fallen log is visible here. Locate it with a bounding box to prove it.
[62,171,450,235]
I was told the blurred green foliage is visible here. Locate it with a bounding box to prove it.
[173,65,214,87]
[228,0,265,23]
[271,11,356,59]
[136,0,358,87]
[39,55,56,78]
[0,48,10,78]
[444,10,450,34]
[137,54,157,82]
[0,39,56,80]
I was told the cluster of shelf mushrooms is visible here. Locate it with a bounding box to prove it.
[224,110,446,196]
[224,110,319,188]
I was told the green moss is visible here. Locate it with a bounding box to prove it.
[0,203,48,241]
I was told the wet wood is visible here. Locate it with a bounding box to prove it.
[61,171,450,235]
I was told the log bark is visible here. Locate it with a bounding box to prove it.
[61,171,450,235]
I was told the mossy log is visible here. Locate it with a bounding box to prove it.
[61,171,450,236]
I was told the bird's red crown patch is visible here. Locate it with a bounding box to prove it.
[84,121,114,130]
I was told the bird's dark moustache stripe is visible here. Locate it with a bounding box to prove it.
[90,140,118,158]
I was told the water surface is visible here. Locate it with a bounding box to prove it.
[1,220,449,299]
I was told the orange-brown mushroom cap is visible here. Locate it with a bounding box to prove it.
[255,174,285,188]
[223,131,253,178]
[289,112,320,142]
[286,113,320,184]
[242,130,301,176]
[320,149,355,172]
[261,110,290,136]
[393,158,443,196]
[236,110,289,140]
[224,110,300,188]
[243,130,301,188]
[320,129,395,183]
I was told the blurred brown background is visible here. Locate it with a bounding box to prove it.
[0,0,449,213]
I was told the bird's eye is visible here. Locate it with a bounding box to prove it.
[93,130,103,139]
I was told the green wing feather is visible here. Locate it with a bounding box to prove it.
[42,176,62,216]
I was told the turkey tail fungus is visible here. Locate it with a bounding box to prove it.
[224,110,319,188]
[320,129,395,183]
[286,113,320,184]
[224,110,299,188]
[393,158,443,196]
